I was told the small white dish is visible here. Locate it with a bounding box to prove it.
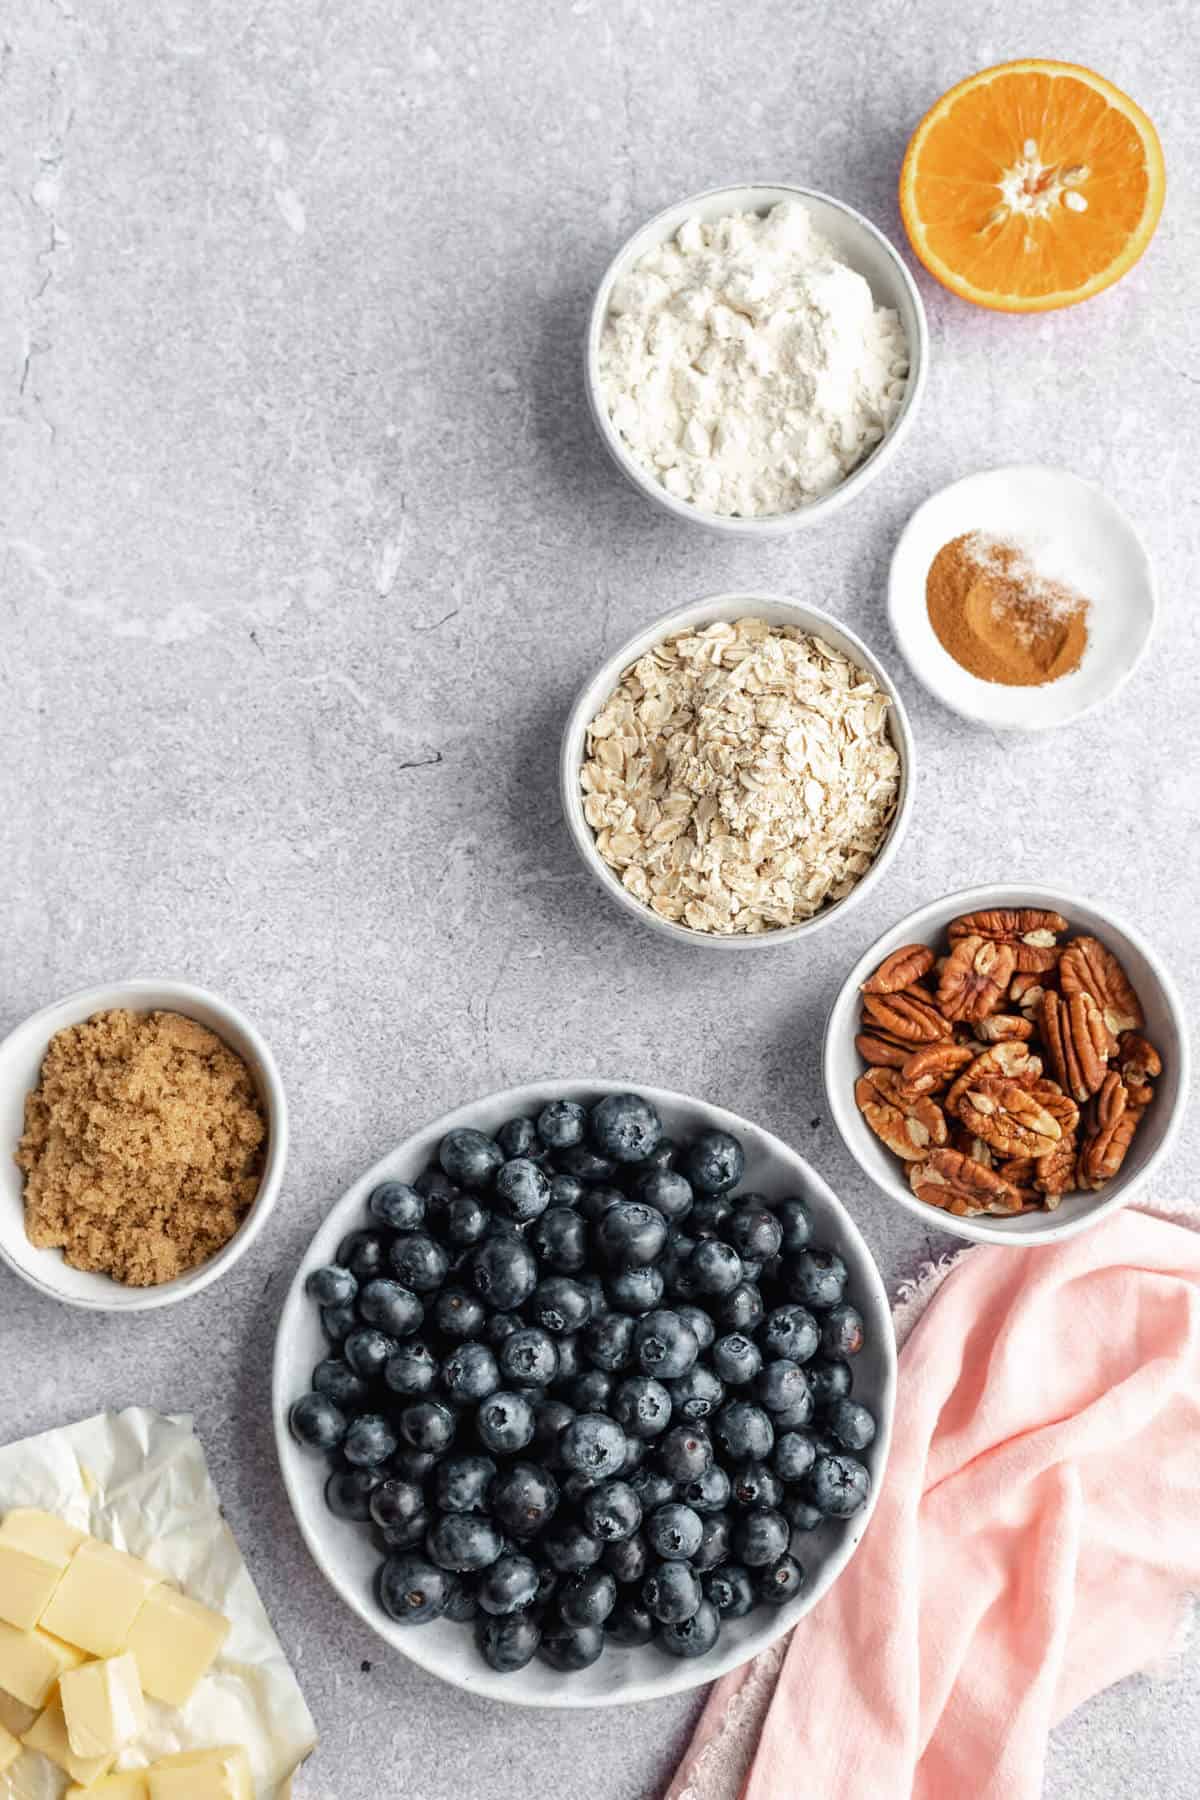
[0,980,288,1311]
[559,592,916,950]
[823,885,1189,1247]
[273,1078,896,1708]
[888,465,1156,730]
[585,182,928,535]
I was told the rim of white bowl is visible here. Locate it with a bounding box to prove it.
[584,181,929,536]
[559,593,917,949]
[887,464,1159,732]
[0,978,288,1311]
[822,885,1191,1247]
[272,1077,897,1707]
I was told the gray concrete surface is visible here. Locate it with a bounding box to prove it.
[2,1,1198,1796]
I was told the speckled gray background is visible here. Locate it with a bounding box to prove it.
[2,1,1198,1795]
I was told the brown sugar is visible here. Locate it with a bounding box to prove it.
[926,531,1090,687]
[16,1009,267,1287]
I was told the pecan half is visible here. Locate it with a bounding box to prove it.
[975,1013,1035,1043]
[1010,972,1053,1019]
[860,989,952,1045]
[855,1069,949,1161]
[896,1041,975,1099]
[936,936,1016,1022]
[946,1040,1042,1114]
[861,944,936,996]
[1028,1078,1080,1139]
[909,1149,1026,1217]
[1035,1137,1077,1206]
[1076,1072,1142,1189]
[855,1031,910,1070]
[949,908,1068,973]
[1039,990,1117,1103]
[1116,1031,1162,1107]
[950,1075,1062,1158]
[1060,937,1144,1037]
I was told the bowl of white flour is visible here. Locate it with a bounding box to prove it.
[585,185,927,533]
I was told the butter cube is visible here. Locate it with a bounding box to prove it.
[22,1691,116,1787]
[60,1652,146,1759]
[0,1619,86,1709]
[126,1585,230,1707]
[68,1775,152,1800]
[0,1509,88,1632]
[148,1746,253,1800]
[0,1718,20,1775]
[41,1540,162,1657]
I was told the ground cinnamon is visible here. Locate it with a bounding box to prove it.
[926,531,1090,687]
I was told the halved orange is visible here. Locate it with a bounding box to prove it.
[900,60,1165,312]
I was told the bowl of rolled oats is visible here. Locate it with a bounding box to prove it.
[823,886,1189,1245]
[561,595,915,946]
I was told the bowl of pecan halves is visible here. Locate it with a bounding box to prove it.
[823,886,1189,1244]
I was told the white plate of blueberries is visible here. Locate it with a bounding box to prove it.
[272,1079,897,1707]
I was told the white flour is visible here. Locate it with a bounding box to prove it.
[599,201,909,518]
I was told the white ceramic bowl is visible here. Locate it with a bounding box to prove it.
[823,886,1188,1246]
[0,980,288,1311]
[273,1078,896,1709]
[888,466,1157,730]
[560,593,916,950]
[584,182,928,535]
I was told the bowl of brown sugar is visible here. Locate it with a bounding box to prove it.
[0,980,288,1311]
[888,465,1156,730]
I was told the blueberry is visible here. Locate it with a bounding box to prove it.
[606,1266,664,1314]
[439,1128,504,1190]
[628,1466,677,1512]
[760,1304,819,1364]
[826,1399,876,1452]
[684,1129,745,1195]
[605,1596,654,1646]
[681,1463,732,1514]
[497,1116,540,1160]
[786,1247,848,1311]
[559,1568,617,1628]
[776,1197,813,1254]
[358,1278,424,1338]
[491,1157,550,1224]
[415,1166,459,1203]
[289,1393,346,1451]
[704,1563,754,1618]
[444,1194,491,1247]
[537,1099,587,1149]
[554,1142,618,1184]
[643,1559,702,1624]
[530,1207,588,1273]
[384,1340,439,1397]
[635,1309,699,1378]
[582,1479,642,1542]
[320,1301,358,1343]
[569,1369,614,1413]
[542,1523,603,1573]
[368,1182,426,1232]
[694,1512,733,1571]
[633,1168,694,1224]
[583,1311,636,1372]
[758,1554,804,1605]
[484,1310,523,1347]
[658,1425,712,1484]
[549,1172,585,1208]
[489,1461,560,1538]
[589,1092,663,1164]
[731,1460,784,1510]
[689,1195,734,1240]
[532,1398,575,1461]
[808,1360,853,1408]
[774,1430,818,1484]
[400,1400,455,1455]
[713,1282,764,1334]
[657,1597,720,1658]
[782,1495,824,1542]
[471,1237,538,1310]
[539,1621,604,1671]
[530,1276,592,1335]
[476,1551,540,1615]
[726,1205,783,1263]
[596,1202,668,1268]
[370,1478,428,1546]
[675,1304,715,1351]
[344,1328,396,1382]
[441,1574,479,1623]
[712,1333,762,1386]
[312,1358,369,1413]
[342,1414,398,1467]
[433,1287,486,1341]
[478,1610,542,1672]
[668,1365,725,1422]
[385,1231,447,1294]
[561,1413,626,1479]
[378,1553,448,1624]
[494,1326,555,1388]
[687,1240,743,1296]
[426,1512,503,1573]
[714,1401,774,1463]
[805,1452,871,1517]
[306,1264,358,1307]
[732,1507,789,1566]
[646,1503,703,1561]
[434,1454,497,1514]
[612,1376,672,1440]
[755,1359,812,1421]
[476,1391,536,1455]
[820,1302,866,1359]
[325,1467,382,1521]
[338,1230,388,1281]
[603,1531,648,1585]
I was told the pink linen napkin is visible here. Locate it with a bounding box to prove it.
[667,1209,1200,1800]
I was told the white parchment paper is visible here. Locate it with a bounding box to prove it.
[0,1408,317,1799]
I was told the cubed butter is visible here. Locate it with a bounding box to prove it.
[0,1718,20,1775]
[147,1746,253,1800]
[0,1618,86,1709]
[126,1585,230,1707]
[67,1770,153,1799]
[41,1539,162,1657]
[60,1652,146,1759]
[22,1691,116,1787]
[0,1509,88,1632]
